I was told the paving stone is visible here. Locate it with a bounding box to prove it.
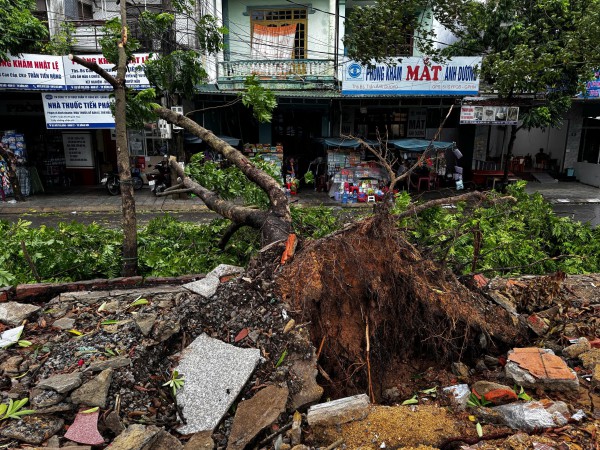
[63,410,105,446]
[52,317,76,330]
[0,301,41,326]
[183,265,243,298]
[505,348,578,391]
[563,337,591,358]
[228,385,289,450]
[37,372,83,394]
[86,356,132,372]
[70,368,113,408]
[107,424,162,450]
[175,333,261,434]
[0,415,64,444]
[307,394,370,428]
[183,431,214,449]
[149,430,184,450]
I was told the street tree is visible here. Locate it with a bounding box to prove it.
[71,1,289,271]
[345,0,600,181]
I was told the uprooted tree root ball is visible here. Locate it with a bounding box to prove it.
[276,212,529,399]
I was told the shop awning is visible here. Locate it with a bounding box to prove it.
[322,138,380,148]
[184,133,241,147]
[388,139,454,152]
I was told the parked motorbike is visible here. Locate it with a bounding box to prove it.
[101,170,144,196]
[146,157,172,195]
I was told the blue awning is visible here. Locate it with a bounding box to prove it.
[388,139,454,152]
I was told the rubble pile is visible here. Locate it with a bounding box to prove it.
[0,259,598,448]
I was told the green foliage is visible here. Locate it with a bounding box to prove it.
[0,0,48,60]
[0,398,35,420]
[197,15,227,54]
[99,18,141,67]
[403,182,600,276]
[162,370,185,397]
[466,392,492,408]
[240,76,278,123]
[290,206,341,239]
[139,11,175,40]
[144,50,207,98]
[186,153,279,209]
[44,22,77,55]
[123,88,160,129]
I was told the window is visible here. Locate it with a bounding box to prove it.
[578,117,600,164]
[250,8,307,59]
[77,1,93,20]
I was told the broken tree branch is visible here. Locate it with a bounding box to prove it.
[68,55,120,89]
[218,222,245,250]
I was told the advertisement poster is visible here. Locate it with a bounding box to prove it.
[342,57,482,96]
[579,70,600,98]
[63,54,152,91]
[407,108,427,137]
[63,133,94,168]
[42,92,115,129]
[460,105,519,125]
[0,54,64,90]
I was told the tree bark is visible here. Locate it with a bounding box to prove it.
[154,106,292,245]
[502,124,520,184]
[115,1,138,276]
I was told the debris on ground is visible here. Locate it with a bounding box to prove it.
[0,234,598,450]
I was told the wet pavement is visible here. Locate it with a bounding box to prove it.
[0,180,599,227]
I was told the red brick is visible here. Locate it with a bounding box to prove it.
[508,347,576,381]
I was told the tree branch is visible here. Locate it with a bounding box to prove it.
[218,222,246,250]
[68,54,120,89]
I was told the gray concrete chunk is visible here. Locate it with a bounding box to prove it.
[0,302,41,326]
[37,372,83,394]
[307,394,370,428]
[175,334,261,434]
[183,264,243,298]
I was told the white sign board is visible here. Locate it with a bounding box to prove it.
[0,54,65,90]
[342,57,482,96]
[407,108,427,137]
[63,133,94,168]
[460,105,519,125]
[42,92,115,129]
[63,54,151,91]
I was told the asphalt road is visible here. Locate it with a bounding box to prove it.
[1,201,598,229]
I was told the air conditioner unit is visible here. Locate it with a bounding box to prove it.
[158,119,172,139]
[171,106,184,130]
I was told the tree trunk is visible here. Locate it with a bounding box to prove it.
[502,124,519,184]
[115,1,138,276]
[154,106,292,245]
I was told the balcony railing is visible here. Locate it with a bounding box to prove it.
[219,59,336,82]
[68,20,156,53]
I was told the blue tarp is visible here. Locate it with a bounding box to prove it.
[388,139,454,152]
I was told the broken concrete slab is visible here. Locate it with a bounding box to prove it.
[70,368,113,408]
[289,355,323,411]
[107,424,162,450]
[227,385,289,450]
[0,301,40,326]
[175,333,261,434]
[183,265,243,298]
[63,410,105,446]
[37,372,83,394]
[505,348,578,391]
[0,415,64,444]
[307,394,370,428]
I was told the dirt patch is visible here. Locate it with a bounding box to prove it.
[276,213,527,399]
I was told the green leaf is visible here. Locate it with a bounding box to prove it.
[401,395,419,405]
[17,340,32,347]
[128,297,149,308]
[476,422,483,437]
[81,407,99,414]
[68,329,83,336]
[101,320,119,325]
[275,349,288,368]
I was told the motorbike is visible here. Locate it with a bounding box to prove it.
[101,170,144,196]
[146,158,172,195]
